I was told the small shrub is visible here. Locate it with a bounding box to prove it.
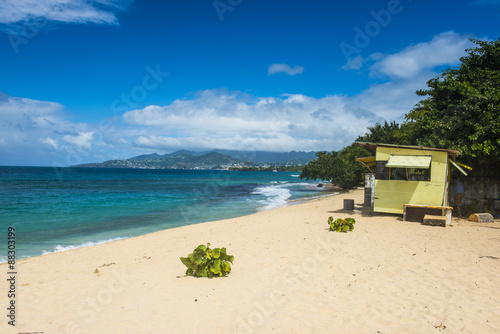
[328,217,356,232]
[180,243,234,277]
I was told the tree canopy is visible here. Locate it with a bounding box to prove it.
[406,38,500,174]
[356,120,418,146]
[300,145,371,188]
[301,37,500,186]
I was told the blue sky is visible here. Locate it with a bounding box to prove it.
[0,0,499,166]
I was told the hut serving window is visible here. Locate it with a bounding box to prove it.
[375,155,431,181]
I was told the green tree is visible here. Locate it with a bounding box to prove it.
[300,145,371,188]
[300,151,336,182]
[357,120,419,146]
[405,38,500,175]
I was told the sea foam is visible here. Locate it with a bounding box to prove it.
[252,184,292,211]
[0,237,126,263]
[40,237,125,256]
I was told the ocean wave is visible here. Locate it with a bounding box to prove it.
[0,237,126,263]
[40,237,125,256]
[276,182,324,191]
[252,185,292,211]
[284,182,315,187]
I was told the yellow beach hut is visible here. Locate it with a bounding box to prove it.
[355,142,469,217]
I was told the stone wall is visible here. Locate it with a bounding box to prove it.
[449,177,500,214]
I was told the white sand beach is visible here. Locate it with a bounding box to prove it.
[1,188,500,333]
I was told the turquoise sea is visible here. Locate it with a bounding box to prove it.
[0,167,333,262]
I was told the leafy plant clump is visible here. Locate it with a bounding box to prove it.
[328,217,356,232]
[180,243,234,277]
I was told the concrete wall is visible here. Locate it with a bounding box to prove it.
[449,177,500,213]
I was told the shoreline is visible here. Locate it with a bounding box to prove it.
[1,184,339,264]
[1,188,499,333]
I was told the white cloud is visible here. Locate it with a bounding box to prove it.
[355,73,432,121]
[370,31,474,79]
[41,137,58,149]
[123,89,381,153]
[1,32,485,165]
[341,56,364,70]
[268,63,304,76]
[0,0,132,27]
[63,132,95,150]
[353,31,482,120]
[119,33,489,155]
[0,93,110,166]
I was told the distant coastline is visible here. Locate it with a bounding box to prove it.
[72,149,317,170]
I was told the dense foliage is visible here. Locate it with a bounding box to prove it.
[406,38,500,175]
[357,121,418,146]
[180,243,234,277]
[300,38,500,183]
[300,145,371,188]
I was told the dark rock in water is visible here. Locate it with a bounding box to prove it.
[317,183,323,187]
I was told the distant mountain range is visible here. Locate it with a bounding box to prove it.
[73,149,318,170]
